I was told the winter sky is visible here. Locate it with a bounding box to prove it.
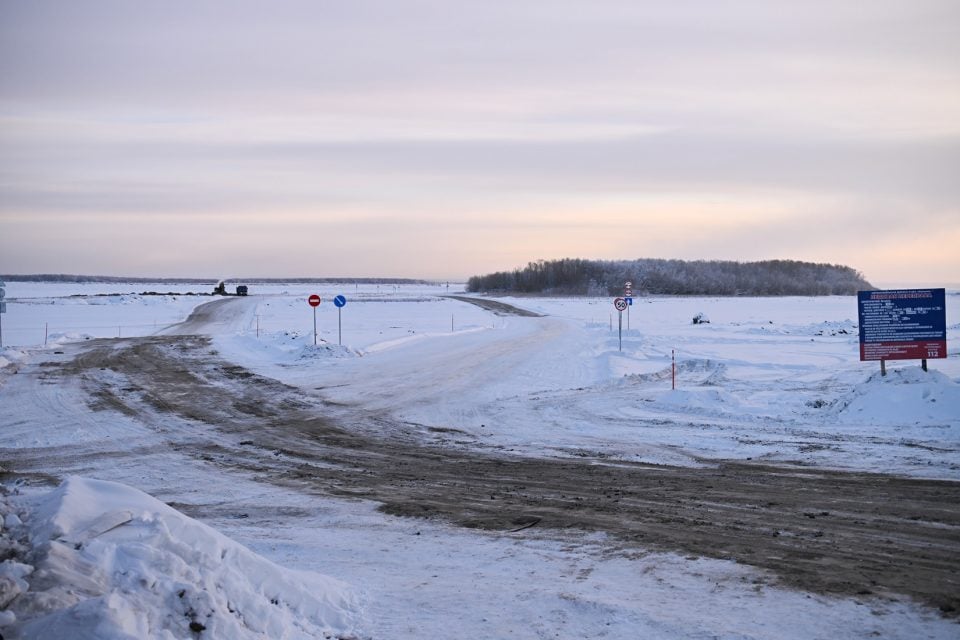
[1,1,958,283]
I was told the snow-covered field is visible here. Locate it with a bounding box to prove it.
[1,282,958,639]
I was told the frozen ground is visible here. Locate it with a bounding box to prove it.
[1,282,958,638]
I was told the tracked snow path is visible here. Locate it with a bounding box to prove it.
[210,295,960,478]
[309,315,599,416]
[157,295,257,336]
[2,294,960,638]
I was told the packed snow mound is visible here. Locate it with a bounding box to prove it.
[0,347,29,370]
[46,331,97,346]
[743,319,858,337]
[625,359,728,387]
[298,341,360,361]
[656,387,741,412]
[835,367,960,426]
[1,477,362,640]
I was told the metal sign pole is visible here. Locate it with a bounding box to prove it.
[0,281,5,348]
[307,294,322,346]
[332,295,347,345]
[613,297,627,351]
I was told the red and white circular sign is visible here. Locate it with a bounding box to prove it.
[308,294,322,307]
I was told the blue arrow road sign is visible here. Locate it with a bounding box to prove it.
[333,295,347,308]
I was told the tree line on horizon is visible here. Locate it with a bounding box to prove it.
[466,258,873,296]
[0,274,433,285]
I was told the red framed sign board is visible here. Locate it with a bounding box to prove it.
[857,289,947,361]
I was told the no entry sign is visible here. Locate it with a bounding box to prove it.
[308,294,322,345]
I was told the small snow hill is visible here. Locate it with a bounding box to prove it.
[0,477,363,640]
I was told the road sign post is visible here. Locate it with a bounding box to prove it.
[0,281,5,348]
[333,295,347,345]
[614,297,627,352]
[624,282,633,330]
[308,294,322,345]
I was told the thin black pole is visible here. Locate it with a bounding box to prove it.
[618,311,622,352]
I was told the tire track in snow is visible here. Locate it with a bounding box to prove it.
[2,299,959,618]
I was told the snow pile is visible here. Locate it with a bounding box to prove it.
[0,347,29,371]
[297,341,361,361]
[835,366,960,425]
[46,332,97,346]
[0,478,362,640]
[210,333,361,374]
[656,387,742,412]
[809,319,858,337]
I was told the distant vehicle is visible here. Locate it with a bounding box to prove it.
[212,281,248,296]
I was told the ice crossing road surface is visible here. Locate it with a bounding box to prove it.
[444,295,544,317]
[157,295,255,336]
[2,294,959,630]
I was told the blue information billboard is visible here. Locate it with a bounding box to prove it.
[857,289,947,361]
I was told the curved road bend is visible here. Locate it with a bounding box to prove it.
[2,296,958,617]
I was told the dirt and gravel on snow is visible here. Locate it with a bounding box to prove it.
[3,299,959,619]
[445,295,545,317]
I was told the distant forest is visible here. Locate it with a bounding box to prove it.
[0,274,433,285]
[467,259,873,296]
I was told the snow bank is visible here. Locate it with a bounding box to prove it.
[298,342,360,361]
[0,478,362,639]
[46,332,97,346]
[0,347,29,371]
[835,366,960,426]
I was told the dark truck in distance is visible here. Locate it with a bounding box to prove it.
[213,282,249,296]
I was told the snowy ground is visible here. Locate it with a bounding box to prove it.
[1,282,958,638]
